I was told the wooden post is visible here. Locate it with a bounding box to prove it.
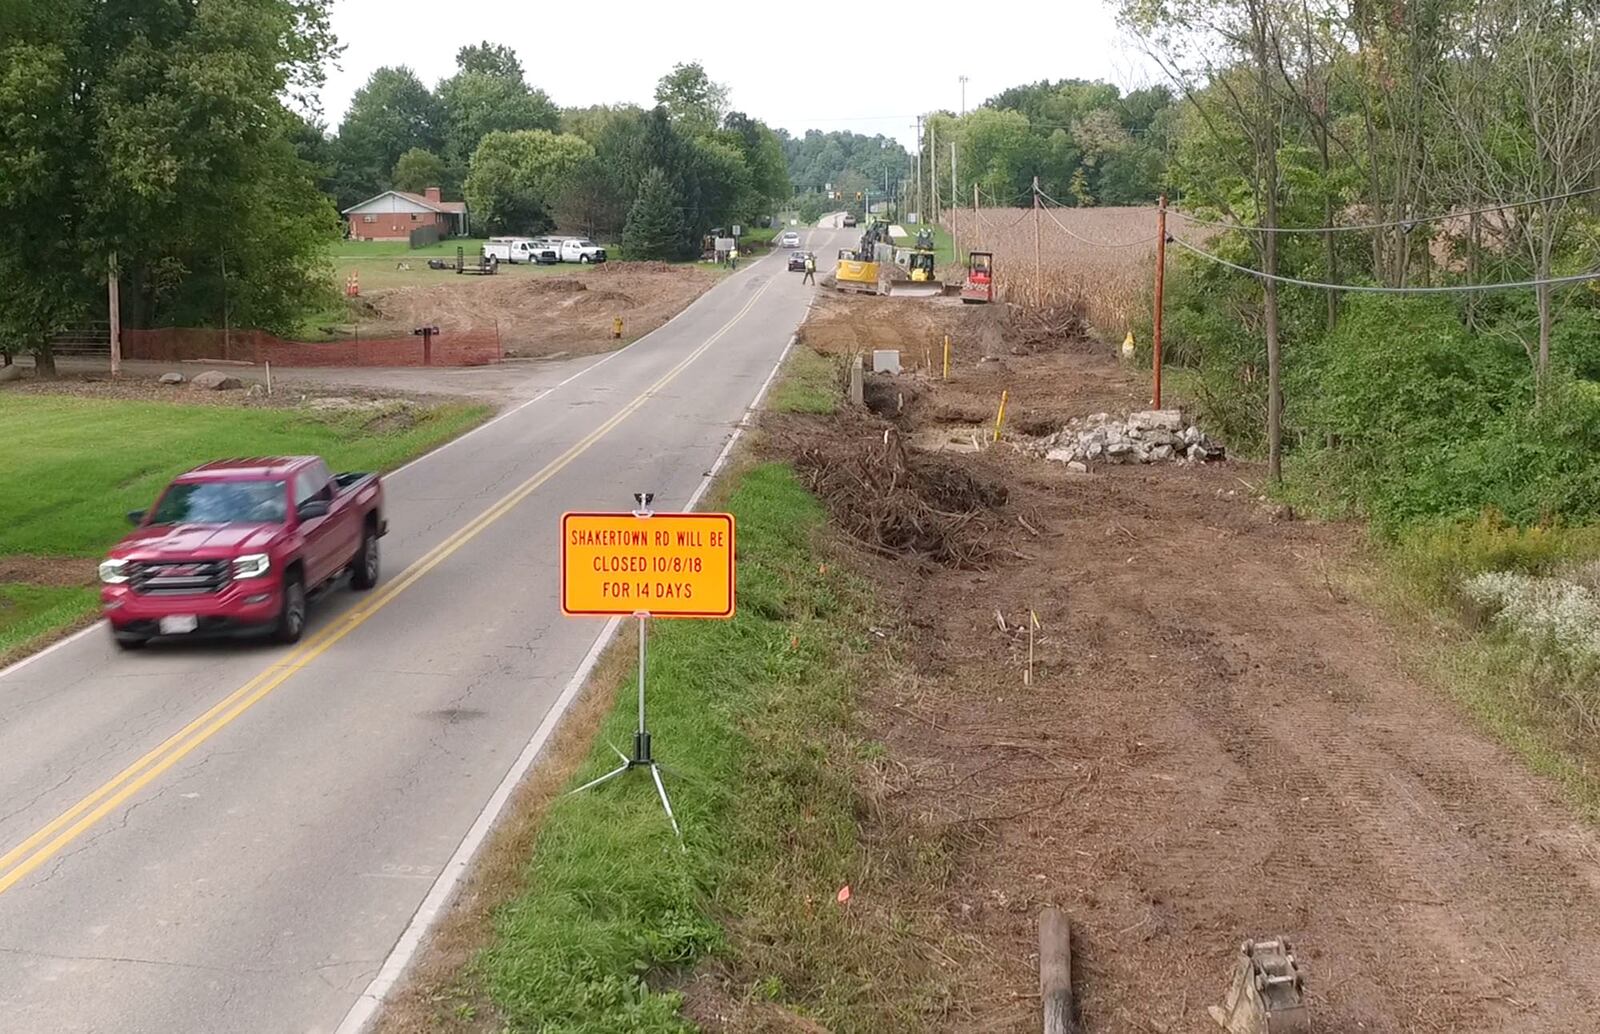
[1040,908,1073,1034]
[1032,176,1042,309]
[1153,195,1167,410]
[107,251,121,377]
[973,181,980,253]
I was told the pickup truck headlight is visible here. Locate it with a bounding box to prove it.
[99,559,131,584]
[233,554,272,579]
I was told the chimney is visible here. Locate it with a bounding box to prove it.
[425,186,442,204]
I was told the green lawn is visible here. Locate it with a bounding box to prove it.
[0,395,490,661]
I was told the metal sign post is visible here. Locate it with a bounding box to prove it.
[561,494,738,839]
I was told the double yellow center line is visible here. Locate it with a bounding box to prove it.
[0,278,773,897]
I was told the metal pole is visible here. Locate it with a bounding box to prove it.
[1154,194,1168,410]
[107,251,121,377]
[929,120,937,230]
[974,182,980,253]
[959,74,968,115]
[637,614,647,740]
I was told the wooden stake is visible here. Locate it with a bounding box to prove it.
[107,251,121,378]
[993,389,1009,442]
[1040,908,1073,1034]
[943,335,950,381]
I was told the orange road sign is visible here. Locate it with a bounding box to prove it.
[561,511,736,618]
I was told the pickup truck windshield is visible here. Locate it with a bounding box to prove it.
[152,480,288,525]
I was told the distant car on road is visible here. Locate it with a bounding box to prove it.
[100,457,387,648]
[787,250,813,272]
[842,214,858,227]
[779,230,802,248]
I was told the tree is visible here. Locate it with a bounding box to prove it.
[465,130,594,234]
[336,67,440,200]
[0,0,339,373]
[624,167,688,259]
[435,44,558,166]
[1430,0,1600,386]
[557,105,645,237]
[454,41,523,80]
[392,148,448,193]
[654,62,729,136]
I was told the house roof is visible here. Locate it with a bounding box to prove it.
[341,190,468,216]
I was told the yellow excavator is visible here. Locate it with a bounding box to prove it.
[834,221,945,297]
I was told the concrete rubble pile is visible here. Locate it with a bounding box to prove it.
[1027,410,1225,467]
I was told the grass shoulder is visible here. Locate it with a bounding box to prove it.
[0,394,490,665]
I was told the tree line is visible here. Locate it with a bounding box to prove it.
[0,0,340,372]
[303,53,790,254]
[920,81,1174,210]
[1120,0,1600,528]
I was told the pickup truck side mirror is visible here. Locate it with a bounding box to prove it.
[127,510,146,526]
[297,499,331,521]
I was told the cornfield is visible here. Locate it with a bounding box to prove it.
[945,205,1159,338]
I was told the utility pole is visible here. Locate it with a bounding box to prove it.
[959,75,969,115]
[914,116,923,223]
[929,119,938,229]
[1153,195,1168,409]
[973,182,980,253]
[107,252,121,378]
[950,142,958,263]
[1032,176,1042,308]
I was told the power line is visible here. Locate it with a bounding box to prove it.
[1172,183,1600,236]
[1033,187,1162,247]
[1170,235,1600,294]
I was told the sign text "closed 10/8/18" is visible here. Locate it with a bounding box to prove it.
[560,512,736,618]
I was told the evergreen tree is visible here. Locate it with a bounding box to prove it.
[623,167,687,259]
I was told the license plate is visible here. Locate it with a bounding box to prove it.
[159,615,199,635]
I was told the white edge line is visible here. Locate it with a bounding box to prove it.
[332,613,620,1034]
[335,279,818,1034]
[0,264,743,683]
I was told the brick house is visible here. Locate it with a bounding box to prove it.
[342,187,470,240]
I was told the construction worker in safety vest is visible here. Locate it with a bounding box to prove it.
[802,253,816,284]
[729,245,739,270]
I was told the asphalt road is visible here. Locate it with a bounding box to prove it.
[0,225,846,1033]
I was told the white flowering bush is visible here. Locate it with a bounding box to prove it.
[1463,570,1600,660]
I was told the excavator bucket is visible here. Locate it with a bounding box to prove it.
[1208,939,1310,1034]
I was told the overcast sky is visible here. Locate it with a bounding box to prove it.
[319,0,1156,150]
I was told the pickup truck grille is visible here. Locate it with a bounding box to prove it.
[129,559,233,596]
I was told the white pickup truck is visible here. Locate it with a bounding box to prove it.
[551,237,607,264]
[482,237,557,265]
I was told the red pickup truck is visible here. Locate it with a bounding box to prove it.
[99,457,387,649]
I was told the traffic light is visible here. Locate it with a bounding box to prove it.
[856,191,863,200]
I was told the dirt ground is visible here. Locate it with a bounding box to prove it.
[351,261,722,358]
[770,292,1600,1032]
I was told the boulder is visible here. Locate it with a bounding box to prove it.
[1182,425,1202,445]
[1045,447,1078,463]
[191,370,244,391]
[1127,409,1184,432]
[1150,444,1175,461]
[1106,440,1135,459]
[245,383,267,398]
[1066,461,1089,473]
[1187,444,1207,463]
[0,364,21,383]
[158,372,185,385]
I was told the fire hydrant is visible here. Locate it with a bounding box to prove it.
[612,316,624,340]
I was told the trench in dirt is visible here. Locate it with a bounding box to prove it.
[765,291,1600,1033]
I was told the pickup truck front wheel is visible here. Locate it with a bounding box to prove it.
[273,573,307,644]
[112,630,148,651]
[351,526,380,590]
